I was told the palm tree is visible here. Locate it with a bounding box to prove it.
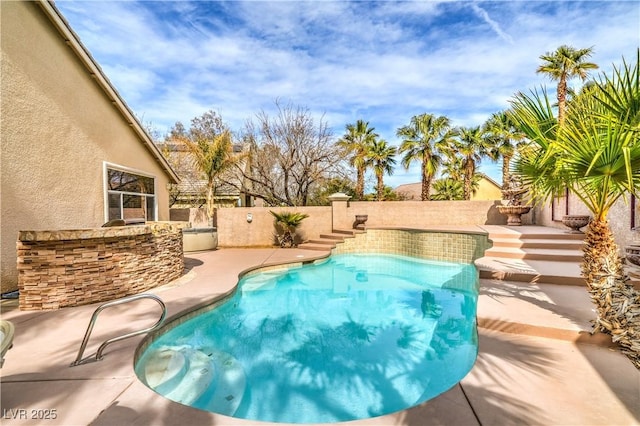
[453,126,489,200]
[431,178,463,200]
[484,110,525,189]
[511,51,640,368]
[367,139,397,201]
[337,120,378,200]
[269,211,310,248]
[184,128,236,223]
[397,114,454,200]
[536,45,598,125]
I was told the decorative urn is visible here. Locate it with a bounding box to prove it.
[561,215,591,233]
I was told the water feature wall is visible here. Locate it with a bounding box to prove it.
[332,228,492,264]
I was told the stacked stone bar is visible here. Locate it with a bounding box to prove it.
[17,223,185,310]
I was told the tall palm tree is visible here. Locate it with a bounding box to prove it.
[454,126,489,200]
[368,139,397,201]
[397,114,454,201]
[184,128,236,222]
[511,51,640,368]
[337,120,378,200]
[484,110,525,189]
[536,45,599,125]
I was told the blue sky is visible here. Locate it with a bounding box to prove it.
[56,0,639,188]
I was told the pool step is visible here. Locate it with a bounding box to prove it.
[143,347,214,406]
[194,349,247,416]
[142,346,246,417]
[241,271,286,292]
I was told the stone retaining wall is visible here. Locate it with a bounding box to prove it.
[17,223,185,310]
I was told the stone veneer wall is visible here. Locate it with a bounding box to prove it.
[17,223,185,311]
[332,228,492,264]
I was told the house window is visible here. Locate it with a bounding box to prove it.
[106,166,156,221]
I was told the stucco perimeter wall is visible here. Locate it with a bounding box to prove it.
[17,223,184,311]
[332,228,492,264]
[333,200,510,230]
[1,2,172,292]
[216,207,333,247]
[533,194,638,253]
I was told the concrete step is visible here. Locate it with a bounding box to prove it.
[318,233,349,241]
[491,237,584,250]
[297,243,333,251]
[476,257,585,286]
[484,247,584,262]
[489,231,585,241]
[305,239,338,247]
[332,229,365,236]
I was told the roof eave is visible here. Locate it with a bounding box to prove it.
[36,0,180,184]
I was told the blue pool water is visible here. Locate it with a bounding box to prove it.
[135,253,479,423]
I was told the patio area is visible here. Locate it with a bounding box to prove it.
[1,228,639,425]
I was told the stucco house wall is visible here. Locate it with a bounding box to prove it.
[533,193,638,254]
[1,1,177,293]
[395,173,502,201]
[217,207,333,247]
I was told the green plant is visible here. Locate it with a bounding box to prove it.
[269,211,310,248]
[511,50,640,368]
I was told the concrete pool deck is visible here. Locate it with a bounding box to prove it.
[1,234,639,425]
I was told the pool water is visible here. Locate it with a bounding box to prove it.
[136,253,479,423]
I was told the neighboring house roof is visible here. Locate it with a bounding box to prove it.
[395,173,502,200]
[36,0,179,184]
[394,182,423,200]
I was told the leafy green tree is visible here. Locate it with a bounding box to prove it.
[453,126,490,200]
[367,139,397,201]
[511,51,640,368]
[484,110,525,188]
[363,186,407,201]
[536,45,598,125]
[269,211,310,248]
[337,120,378,200]
[307,177,356,206]
[397,114,454,200]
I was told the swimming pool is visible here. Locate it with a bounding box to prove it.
[135,253,479,423]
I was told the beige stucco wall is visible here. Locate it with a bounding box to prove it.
[474,179,502,200]
[1,2,172,292]
[332,200,509,231]
[216,200,509,247]
[217,207,333,247]
[533,193,637,254]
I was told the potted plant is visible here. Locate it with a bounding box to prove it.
[270,211,309,248]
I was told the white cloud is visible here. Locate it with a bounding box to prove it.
[55,0,640,188]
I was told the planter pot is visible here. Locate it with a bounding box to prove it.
[626,245,640,268]
[353,215,368,230]
[182,227,218,252]
[562,215,591,234]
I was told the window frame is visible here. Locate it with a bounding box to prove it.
[103,162,157,222]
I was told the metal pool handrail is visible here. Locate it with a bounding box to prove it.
[70,293,166,367]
